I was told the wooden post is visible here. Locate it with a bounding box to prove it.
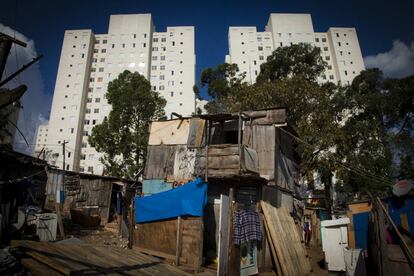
[227,187,237,275]
[128,202,134,249]
[175,216,182,266]
[55,203,65,239]
[238,113,242,173]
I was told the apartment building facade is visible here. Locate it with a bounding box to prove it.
[226,13,365,84]
[36,14,196,174]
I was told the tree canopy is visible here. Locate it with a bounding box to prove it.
[89,70,166,179]
[197,43,414,196]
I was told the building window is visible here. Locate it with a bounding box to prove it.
[86,109,91,114]
[171,70,174,76]
[171,92,174,97]
[97,77,103,82]
[95,98,100,103]
[142,43,146,48]
[99,67,104,72]
[152,56,157,61]
[94,108,99,113]
[315,38,320,42]
[87,98,92,103]
[151,66,157,70]
[325,56,330,61]
[259,56,264,60]
[93,49,98,53]
[84,120,90,125]
[258,46,263,51]
[329,75,334,80]
[111,44,115,48]
[87,167,93,173]
[100,58,105,62]
[160,75,165,80]
[279,42,283,47]
[153,38,158,42]
[338,42,341,47]
[160,56,165,61]
[344,70,348,76]
[159,85,165,91]
[324,47,328,51]
[161,38,166,42]
[101,49,106,53]
[160,65,165,70]
[132,43,136,48]
[102,40,107,44]
[322,38,327,42]
[336,33,339,38]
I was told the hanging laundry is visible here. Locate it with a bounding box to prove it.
[233,210,262,245]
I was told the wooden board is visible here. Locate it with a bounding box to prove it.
[11,240,189,275]
[217,194,230,275]
[134,217,203,270]
[261,201,312,276]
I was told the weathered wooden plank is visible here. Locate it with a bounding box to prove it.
[12,240,190,276]
[208,145,239,156]
[261,202,312,276]
[208,155,240,169]
[20,258,63,276]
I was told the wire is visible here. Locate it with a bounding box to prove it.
[276,126,393,187]
[0,169,45,184]
[7,118,28,146]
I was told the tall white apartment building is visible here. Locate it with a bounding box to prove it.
[36,14,196,174]
[226,13,365,84]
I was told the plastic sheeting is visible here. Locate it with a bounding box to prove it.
[134,178,207,223]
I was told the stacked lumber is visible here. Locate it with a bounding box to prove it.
[11,240,190,275]
[261,201,312,276]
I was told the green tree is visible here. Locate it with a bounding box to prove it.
[257,43,327,83]
[198,63,246,113]
[89,70,166,179]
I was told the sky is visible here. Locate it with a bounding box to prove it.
[0,0,413,154]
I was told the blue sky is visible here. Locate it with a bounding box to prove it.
[1,0,413,153]
[2,0,413,100]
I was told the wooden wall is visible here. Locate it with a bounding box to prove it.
[134,216,204,271]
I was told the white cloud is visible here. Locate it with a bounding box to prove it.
[0,24,50,155]
[364,40,414,78]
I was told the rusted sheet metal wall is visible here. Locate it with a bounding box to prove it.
[45,171,113,225]
[187,118,205,147]
[145,145,197,181]
[148,119,191,145]
[144,145,176,179]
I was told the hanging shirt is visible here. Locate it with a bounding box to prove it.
[233,210,262,245]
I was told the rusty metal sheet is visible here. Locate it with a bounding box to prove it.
[148,119,191,145]
[144,145,176,179]
[187,118,205,147]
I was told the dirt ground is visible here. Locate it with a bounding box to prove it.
[63,221,129,249]
[307,244,344,276]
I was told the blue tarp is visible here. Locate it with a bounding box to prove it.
[353,212,369,249]
[134,178,207,223]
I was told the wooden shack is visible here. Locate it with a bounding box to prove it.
[0,148,48,245]
[135,108,298,274]
[45,168,136,226]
